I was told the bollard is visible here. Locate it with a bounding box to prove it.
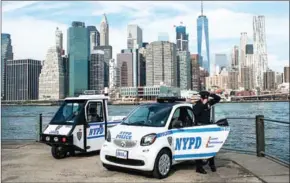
[38,113,43,142]
[211,105,215,123]
[255,115,265,157]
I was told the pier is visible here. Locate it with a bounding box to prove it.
[2,112,289,182]
[2,141,289,182]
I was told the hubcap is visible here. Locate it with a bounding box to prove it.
[158,154,171,176]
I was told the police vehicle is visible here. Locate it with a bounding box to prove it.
[39,95,125,159]
[100,96,230,179]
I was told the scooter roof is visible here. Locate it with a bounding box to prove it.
[64,95,110,101]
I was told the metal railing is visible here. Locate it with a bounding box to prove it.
[2,111,289,167]
[220,114,289,167]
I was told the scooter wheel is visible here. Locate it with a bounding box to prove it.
[51,145,67,159]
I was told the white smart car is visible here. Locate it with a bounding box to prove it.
[100,97,230,179]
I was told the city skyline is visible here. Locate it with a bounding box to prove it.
[2,1,289,73]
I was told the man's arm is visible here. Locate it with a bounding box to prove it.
[208,93,221,106]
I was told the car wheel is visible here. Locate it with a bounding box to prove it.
[51,145,67,159]
[152,149,172,179]
[103,163,116,171]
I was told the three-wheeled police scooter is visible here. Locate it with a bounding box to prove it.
[39,95,125,159]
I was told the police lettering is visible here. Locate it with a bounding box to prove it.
[89,127,104,136]
[175,137,202,150]
[116,131,132,140]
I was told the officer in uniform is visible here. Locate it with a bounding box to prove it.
[192,90,221,174]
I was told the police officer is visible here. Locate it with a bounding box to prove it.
[192,90,221,174]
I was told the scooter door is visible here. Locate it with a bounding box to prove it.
[85,100,107,152]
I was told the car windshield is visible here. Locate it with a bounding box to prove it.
[50,100,85,125]
[121,104,172,127]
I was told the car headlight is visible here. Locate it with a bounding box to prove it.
[106,130,111,142]
[140,133,157,146]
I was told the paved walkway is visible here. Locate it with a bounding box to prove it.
[1,142,289,182]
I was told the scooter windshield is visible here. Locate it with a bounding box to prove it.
[50,100,85,125]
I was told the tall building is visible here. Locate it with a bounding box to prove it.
[239,32,248,85]
[263,69,275,91]
[253,15,268,89]
[94,45,112,87]
[175,22,189,51]
[39,27,65,100]
[5,59,42,101]
[89,50,104,94]
[275,72,283,88]
[231,45,239,68]
[197,1,210,73]
[62,55,69,97]
[127,24,143,49]
[205,70,228,90]
[177,51,191,89]
[199,67,209,90]
[116,49,141,87]
[228,70,239,90]
[241,66,253,90]
[284,66,289,83]
[109,59,117,89]
[1,33,13,99]
[191,54,201,91]
[87,26,100,52]
[146,41,177,87]
[100,14,109,46]
[245,44,255,88]
[215,54,228,73]
[158,32,169,41]
[117,51,133,87]
[67,21,89,96]
[139,47,146,87]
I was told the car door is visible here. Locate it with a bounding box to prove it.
[85,100,106,152]
[170,106,207,161]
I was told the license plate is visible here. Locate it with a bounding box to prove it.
[116,149,128,159]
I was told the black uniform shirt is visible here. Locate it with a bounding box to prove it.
[192,93,221,125]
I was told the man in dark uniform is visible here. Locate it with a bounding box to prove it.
[192,90,221,174]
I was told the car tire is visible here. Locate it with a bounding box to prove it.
[152,149,172,179]
[103,163,116,171]
[51,145,67,159]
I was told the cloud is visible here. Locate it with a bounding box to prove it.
[2,1,38,13]
[2,1,289,73]
[2,16,68,60]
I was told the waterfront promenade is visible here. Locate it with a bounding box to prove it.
[2,141,289,182]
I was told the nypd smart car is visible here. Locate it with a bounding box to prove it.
[100,97,230,179]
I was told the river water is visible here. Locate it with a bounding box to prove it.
[1,102,289,162]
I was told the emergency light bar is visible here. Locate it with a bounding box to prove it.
[156,96,186,103]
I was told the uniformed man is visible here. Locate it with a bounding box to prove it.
[192,90,221,174]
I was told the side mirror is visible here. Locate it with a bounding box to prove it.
[215,118,229,127]
[172,120,183,129]
[122,117,126,121]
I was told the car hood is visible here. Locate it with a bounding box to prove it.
[110,124,165,141]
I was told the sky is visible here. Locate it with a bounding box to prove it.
[2,1,289,73]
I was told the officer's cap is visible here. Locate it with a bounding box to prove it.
[199,91,210,99]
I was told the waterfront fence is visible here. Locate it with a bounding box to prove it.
[2,108,289,167]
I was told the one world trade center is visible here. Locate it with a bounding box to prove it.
[197,1,210,74]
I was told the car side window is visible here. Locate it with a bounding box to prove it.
[87,101,104,123]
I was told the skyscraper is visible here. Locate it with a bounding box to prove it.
[284,66,289,83]
[1,33,13,99]
[177,51,191,89]
[89,50,104,94]
[109,59,118,89]
[175,22,189,51]
[191,54,201,91]
[253,15,268,89]
[239,32,248,86]
[263,69,275,91]
[146,41,177,87]
[231,45,239,68]
[94,45,112,87]
[197,1,210,73]
[127,24,143,49]
[67,21,89,96]
[87,26,100,52]
[215,54,228,73]
[100,14,109,46]
[6,59,42,101]
[39,27,65,99]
